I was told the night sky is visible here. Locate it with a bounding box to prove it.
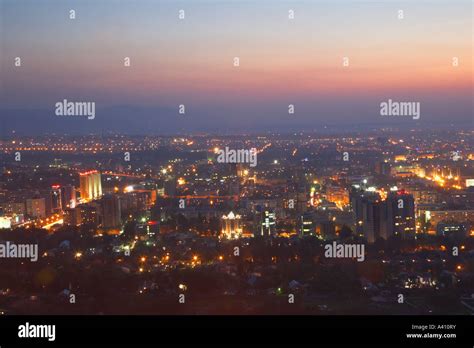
[0,0,472,134]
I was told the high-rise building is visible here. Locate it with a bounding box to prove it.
[100,194,122,229]
[79,171,102,202]
[50,185,76,213]
[362,199,383,243]
[26,198,46,219]
[51,185,62,213]
[220,211,242,240]
[385,191,416,239]
[79,204,99,226]
[61,185,77,209]
[120,191,149,213]
[300,212,314,236]
[351,188,415,242]
[260,209,276,237]
[64,207,81,226]
[350,188,380,240]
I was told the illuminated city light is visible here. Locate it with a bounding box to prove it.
[220,212,243,240]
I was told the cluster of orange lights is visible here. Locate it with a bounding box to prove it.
[419,172,462,189]
[79,170,99,176]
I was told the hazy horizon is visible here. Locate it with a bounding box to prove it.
[1,0,472,134]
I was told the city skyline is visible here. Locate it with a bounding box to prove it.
[0,0,473,331]
[0,129,473,316]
